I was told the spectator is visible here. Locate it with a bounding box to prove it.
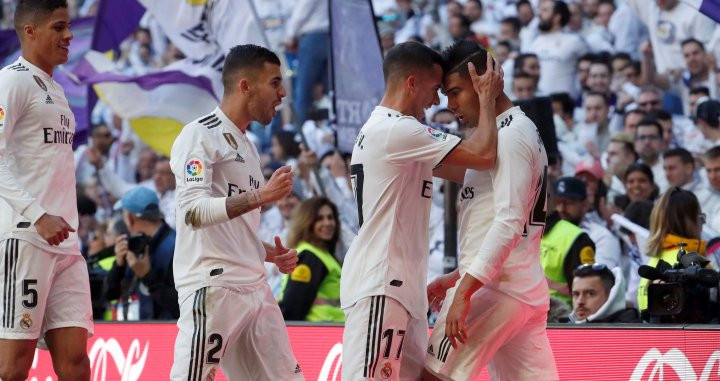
[555,176,621,269]
[511,71,537,100]
[499,16,521,49]
[607,2,648,60]
[626,0,715,75]
[448,14,473,42]
[605,132,639,202]
[574,159,608,223]
[636,88,664,113]
[642,38,718,115]
[285,0,329,125]
[279,197,344,322]
[638,188,706,312]
[584,1,615,53]
[568,264,640,323]
[645,110,674,150]
[614,163,658,210]
[616,200,654,307]
[663,148,704,195]
[587,60,614,105]
[527,0,589,97]
[541,176,597,306]
[700,146,720,233]
[551,92,577,140]
[578,92,612,158]
[260,186,303,297]
[696,99,720,147]
[689,87,711,116]
[104,187,178,320]
[517,0,538,50]
[77,194,99,257]
[622,109,646,137]
[635,119,668,191]
[271,130,301,166]
[575,53,596,98]
[513,52,541,80]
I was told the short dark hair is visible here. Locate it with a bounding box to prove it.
[690,86,710,97]
[550,92,575,115]
[624,162,654,184]
[578,53,596,66]
[514,53,538,74]
[611,51,631,63]
[664,148,694,166]
[14,0,67,34]
[706,145,720,161]
[624,109,646,124]
[553,0,571,28]
[612,139,638,161]
[222,44,281,92]
[442,40,490,79]
[496,40,513,52]
[636,118,663,137]
[681,38,705,51]
[645,109,671,123]
[383,41,444,84]
[513,71,536,82]
[574,264,615,294]
[590,59,612,75]
[585,91,609,106]
[500,16,521,33]
[517,0,532,9]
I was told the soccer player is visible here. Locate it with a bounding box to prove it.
[169,45,302,380]
[423,41,558,380]
[340,41,503,380]
[0,1,93,380]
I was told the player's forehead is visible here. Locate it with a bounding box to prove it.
[41,7,71,25]
[256,62,282,82]
[442,72,468,92]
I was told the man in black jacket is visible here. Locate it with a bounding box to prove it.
[104,187,179,319]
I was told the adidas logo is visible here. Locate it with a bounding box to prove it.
[235,154,244,163]
[45,95,53,104]
[427,344,434,356]
[294,364,302,374]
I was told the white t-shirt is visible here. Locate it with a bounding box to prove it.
[460,107,549,308]
[625,0,716,74]
[170,107,267,300]
[526,31,589,97]
[340,106,461,319]
[0,57,79,255]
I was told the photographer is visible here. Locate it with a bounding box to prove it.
[104,187,179,319]
[638,187,706,313]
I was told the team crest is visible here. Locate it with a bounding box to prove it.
[223,133,238,150]
[20,313,32,329]
[206,368,216,381]
[380,362,393,379]
[33,75,47,91]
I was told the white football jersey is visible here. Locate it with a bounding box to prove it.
[526,31,589,97]
[340,106,461,319]
[170,107,267,300]
[0,57,79,255]
[461,107,549,308]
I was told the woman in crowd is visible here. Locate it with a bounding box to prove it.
[613,163,658,211]
[279,197,344,322]
[638,188,706,314]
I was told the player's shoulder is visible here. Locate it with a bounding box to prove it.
[180,111,225,139]
[0,61,34,87]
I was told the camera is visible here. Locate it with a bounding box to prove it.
[127,233,150,256]
[639,244,720,323]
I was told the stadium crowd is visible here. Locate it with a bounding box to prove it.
[2,0,720,324]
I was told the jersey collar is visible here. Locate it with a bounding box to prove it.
[374,105,404,118]
[213,107,244,136]
[18,56,53,81]
[495,106,521,130]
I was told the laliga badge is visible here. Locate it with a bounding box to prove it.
[20,313,33,329]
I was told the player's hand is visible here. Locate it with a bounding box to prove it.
[127,246,151,278]
[445,293,471,349]
[34,213,75,246]
[468,53,504,103]
[261,166,294,204]
[427,275,453,312]
[272,236,298,274]
[115,235,129,266]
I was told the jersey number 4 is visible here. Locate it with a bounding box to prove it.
[351,164,364,227]
[523,165,548,236]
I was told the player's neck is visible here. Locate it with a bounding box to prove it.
[495,94,514,116]
[379,90,413,116]
[219,99,251,133]
[21,51,54,77]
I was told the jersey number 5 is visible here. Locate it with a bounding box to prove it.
[351,164,364,227]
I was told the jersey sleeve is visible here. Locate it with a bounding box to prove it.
[170,125,230,230]
[0,72,46,223]
[385,117,461,168]
[466,124,539,283]
[279,250,329,321]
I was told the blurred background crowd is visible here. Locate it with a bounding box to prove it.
[2,0,720,325]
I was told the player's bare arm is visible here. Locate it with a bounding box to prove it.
[439,54,503,171]
[224,165,293,220]
[432,165,465,184]
[445,273,484,348]
[427,268,461,311]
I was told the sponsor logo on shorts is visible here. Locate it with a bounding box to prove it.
[20,313,33,329]
[427,344,434,356]
[380,362,392,379]
[295,364,302,374]
[186,160,204,182]
[426,127,447,141]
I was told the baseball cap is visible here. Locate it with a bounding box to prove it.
[555,177,587,200]
[574,158,604,180]
[695,99,720,127]
[115,187,161,218]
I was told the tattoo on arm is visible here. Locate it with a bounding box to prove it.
[226,190,263,219]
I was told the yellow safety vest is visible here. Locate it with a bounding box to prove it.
[541,220,589,305]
